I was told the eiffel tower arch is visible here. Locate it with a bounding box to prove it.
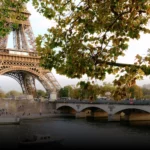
[0,4,61,100]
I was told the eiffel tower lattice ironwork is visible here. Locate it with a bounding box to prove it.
[0,4,61,100]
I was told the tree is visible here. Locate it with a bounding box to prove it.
[1,1,150,100]
[128,85,143,99]
[0,0,29,37]
[77,81,100,101]
[0,89,5,98]
[77,81,91,100]
[141,87,150,99]
[6,90,21,98]
[34,0,150,100]
[87,83,100,101]
[71,88,80,99]
[58,86,71,98]
[36,89,47,98]
[99,82,115,97]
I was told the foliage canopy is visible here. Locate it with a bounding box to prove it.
[1,0,150,100]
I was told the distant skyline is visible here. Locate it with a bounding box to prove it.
[0,2,150,92]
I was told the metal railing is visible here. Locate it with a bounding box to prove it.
[54,98,150,105]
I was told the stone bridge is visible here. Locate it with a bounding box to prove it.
[56,102,150,121]
[56,102,150,114]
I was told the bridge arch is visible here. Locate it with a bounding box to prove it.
[81,106,108,114]
[113,107,150,115]
[57,104,110,113]
[80,105,109,113]
[56,104,79,112]
[57,106,76,114]
[81,106,108,118]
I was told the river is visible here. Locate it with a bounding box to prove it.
[1,117,150,149]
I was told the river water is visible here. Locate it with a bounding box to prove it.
[1,117,150,149]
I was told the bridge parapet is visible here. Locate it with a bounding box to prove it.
[56,101,150,115]
[56,99,150,105]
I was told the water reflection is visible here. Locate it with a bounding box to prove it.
[129,121,150,127]
[0,118,150,148]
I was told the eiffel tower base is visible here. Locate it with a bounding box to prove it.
[49,91,57,101]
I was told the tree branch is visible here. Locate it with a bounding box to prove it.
[96,59,135,67]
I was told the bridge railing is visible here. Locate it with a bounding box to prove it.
[55,98,150,105]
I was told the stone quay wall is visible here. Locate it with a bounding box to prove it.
[0,99,56,117]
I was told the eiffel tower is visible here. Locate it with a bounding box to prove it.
[0,4,61,100]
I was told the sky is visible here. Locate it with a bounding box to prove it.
[1,2,150,92]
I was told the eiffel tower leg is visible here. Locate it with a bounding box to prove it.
[24,26,36,51]
[49,91,57,101]
[5,72,27,94]
[4,70,58,100]
[39,72,60,101]
[45,73,59,101]
[23,74,37,97]
[5,72,36,96]
[18,73,27,94]
[0,35,8,49]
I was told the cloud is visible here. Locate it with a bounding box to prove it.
[117,33,150,64]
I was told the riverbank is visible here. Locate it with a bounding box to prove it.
[0,113,75,125]
[19,113,75,121]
